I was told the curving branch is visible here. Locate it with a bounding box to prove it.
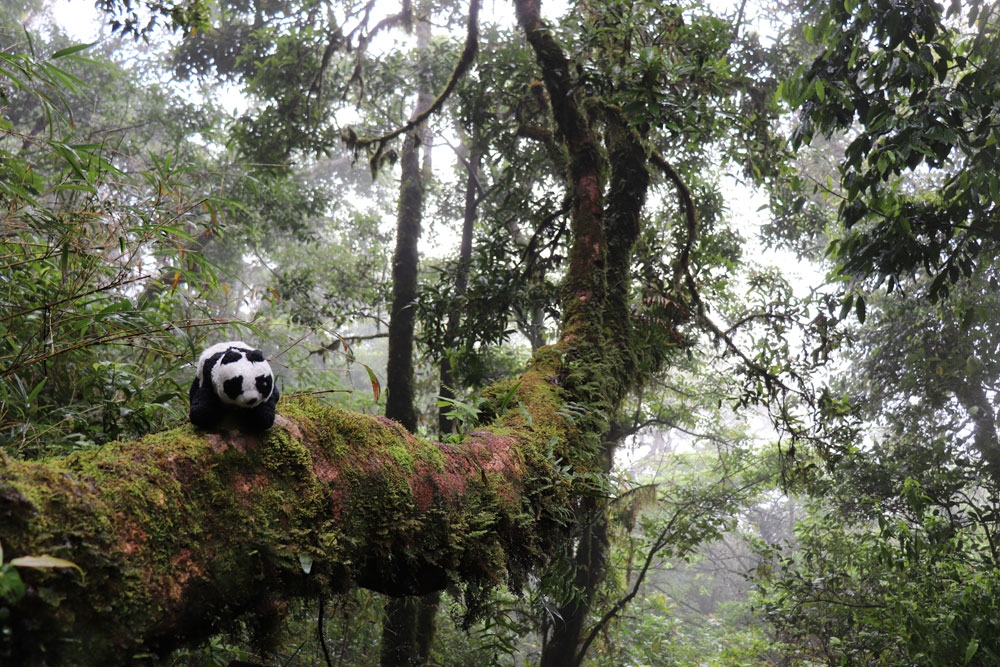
[648,150,794,397]
[343,0,481,173]
[344,0,415,98]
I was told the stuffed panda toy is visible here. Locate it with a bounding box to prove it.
[189,341,279,432]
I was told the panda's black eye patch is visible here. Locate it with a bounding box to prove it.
[223,376,245,400]
[246,350,265,363]
[221,350,244,364]
[256,374,273,396]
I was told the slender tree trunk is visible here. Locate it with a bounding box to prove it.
[381,6,436,663]
[383,128,424,435]
[953,380,1000,484]
[439,144,480,435]
[540,449,612,667]
[380,120,426,667]
[414,590,439,663]
[381,596,420,667]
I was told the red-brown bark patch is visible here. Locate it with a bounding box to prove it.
[231,471,269,507]
[163,548,202,605]
[411,459,448,512]
[118,515,148,556]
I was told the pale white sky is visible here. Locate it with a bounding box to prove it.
[50,0,101,41]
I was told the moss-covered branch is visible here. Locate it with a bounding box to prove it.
[0,353,586,663]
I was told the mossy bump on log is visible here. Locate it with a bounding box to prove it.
[0,359,584,664]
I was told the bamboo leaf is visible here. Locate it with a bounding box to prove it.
[363,363,381,403]
[51,43,96,59]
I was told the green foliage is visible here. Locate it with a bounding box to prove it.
[570,0,787,181]
[0,546,26,654]
[94,0,213,38]
[0,30,259,455]
[783,0,1000,299]
[0,539,83,662]
[756,490,1000,666]
[585,591,785,667]
[755,9,1000,662]
[753,256,1000,665]
[267,204,393,330]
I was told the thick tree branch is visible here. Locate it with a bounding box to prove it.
[514,0,606,339]
[0,359,578,663]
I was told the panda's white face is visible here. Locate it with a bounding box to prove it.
[199,342,275,408]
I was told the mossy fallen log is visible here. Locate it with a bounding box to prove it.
[0,355,584,664]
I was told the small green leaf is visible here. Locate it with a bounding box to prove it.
[964,638,980,664]
[51,43,96,59]
[26,377,47,404]
[0,566,26,603]
[10,555,84,582]
[838,294,854,320]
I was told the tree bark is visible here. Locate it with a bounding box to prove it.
[380,5,437,661]
[952,380,1000,485]
[381,595,421,667]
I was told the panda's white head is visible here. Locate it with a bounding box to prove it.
[198,341,275,408]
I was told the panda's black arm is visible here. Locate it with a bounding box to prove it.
[188,379,224,429]
[243,390,279,432]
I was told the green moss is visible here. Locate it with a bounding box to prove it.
[1,370,616,662]
[385,443,415,473]
[258,428,313,475]
[415,443,446,471]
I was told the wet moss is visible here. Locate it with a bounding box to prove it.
[386,442,415,473]
[414,442,446,472]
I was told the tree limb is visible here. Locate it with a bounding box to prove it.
[0,358,579,663]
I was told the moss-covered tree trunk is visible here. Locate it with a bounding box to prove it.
[384,126,424,436]
[438,143,480,437]
[515,3,655,662]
